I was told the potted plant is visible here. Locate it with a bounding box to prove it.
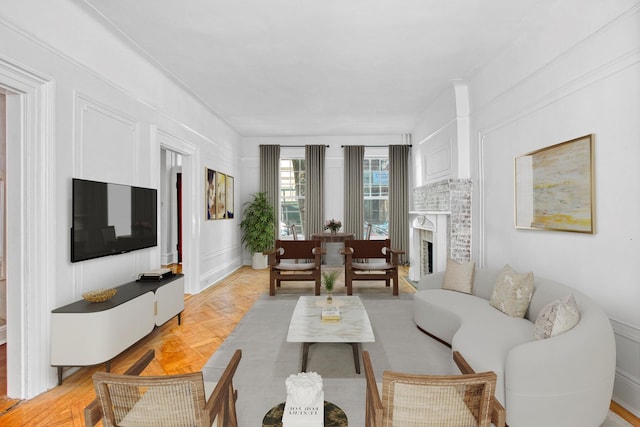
[322,270,340,303]
[240,192,275,269]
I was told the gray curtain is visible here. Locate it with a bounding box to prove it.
[259,144,280,241]
[304,145,325,238]
[389,144,410,264]
[344,146,364,239]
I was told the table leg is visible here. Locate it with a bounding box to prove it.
[302,342,310,372]
[351,343,360,374]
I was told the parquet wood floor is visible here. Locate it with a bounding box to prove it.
[0,265,264,426]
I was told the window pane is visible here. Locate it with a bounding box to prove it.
[280,158,305,239]
[363,156,389,239]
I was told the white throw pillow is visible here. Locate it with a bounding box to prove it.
[489,264,534,318]
[534,294,580,339]
[442,259,476,294]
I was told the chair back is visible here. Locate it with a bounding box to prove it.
[365,223,373,240]
[290,224,298,240]
[275,239,320,261]
[363,350,499,427]
[84,350,155,427]
[93,371,209,427]
[345,239,391,262]
[90,349,241,427]
[382,370,496,427]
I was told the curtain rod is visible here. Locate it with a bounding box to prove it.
[340,145,412,148]
[279,145,330,148]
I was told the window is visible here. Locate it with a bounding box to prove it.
[280,158,305,239]
[363,157,389,239]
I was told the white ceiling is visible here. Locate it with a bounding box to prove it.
[75,0,552,137]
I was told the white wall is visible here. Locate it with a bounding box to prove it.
[0,0,242,397]
[412,0,640,416]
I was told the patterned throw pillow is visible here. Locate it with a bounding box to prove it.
[489,265,534,317]
[534,294,580,339]
[442,259,476,294]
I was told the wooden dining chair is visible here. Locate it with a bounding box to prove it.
[87,349,242,427]
[363,350,504,427]
[341,239,404,295]
[263,240,324,296]
[365,223,373,240]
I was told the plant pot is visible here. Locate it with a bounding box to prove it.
[326,293,333,303]
[252,252,268,270]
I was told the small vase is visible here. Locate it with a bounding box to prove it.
[326,293,333,303]
[331,229,336,234]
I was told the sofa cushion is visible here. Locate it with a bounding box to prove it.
[414,289,488,344]
[489,265,534,317]
[442,259,475,294]
[533,294,580,339]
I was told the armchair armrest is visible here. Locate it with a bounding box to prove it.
[263,247,284,266]
[312,247,326,255]
[453,351,506,427]
[386,247,405,254]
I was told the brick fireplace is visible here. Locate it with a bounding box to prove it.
[409,179,472,282]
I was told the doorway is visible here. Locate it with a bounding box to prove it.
[160,148,183,274]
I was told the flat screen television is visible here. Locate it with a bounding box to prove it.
[71,178,158,262]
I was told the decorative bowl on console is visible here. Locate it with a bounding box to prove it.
[82,288,117,303]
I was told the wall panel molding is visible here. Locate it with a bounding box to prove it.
[73,92,138,179]
[610,318,640,417]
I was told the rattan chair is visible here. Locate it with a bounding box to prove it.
[88,349,242,427]
[263,240,324,296]
[363,350,503,427]
[341,239,404,295]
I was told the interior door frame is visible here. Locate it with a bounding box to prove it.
[155,127,200,294]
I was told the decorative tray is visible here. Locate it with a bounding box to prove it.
[82,288,117,303]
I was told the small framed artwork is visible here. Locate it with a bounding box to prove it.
[205,167,216,220]
[226,175,234,218]
[215,171,227,219]
[515,134,594,233]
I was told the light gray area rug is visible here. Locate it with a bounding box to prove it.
[202,293,631,426]
[202,294,451,426]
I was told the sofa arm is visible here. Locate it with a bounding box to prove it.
[504,310,616,427]
[416,271,446,290]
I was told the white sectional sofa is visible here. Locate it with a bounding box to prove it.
[413,267,616,427]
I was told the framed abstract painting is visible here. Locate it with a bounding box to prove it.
[206,167,216,220]
[215,171,227,219]
[514,134,594,233]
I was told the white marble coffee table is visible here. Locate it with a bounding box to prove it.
[287,296,375,374]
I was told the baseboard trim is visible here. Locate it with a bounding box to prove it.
[611,400,640,426]
[611,318,640,419]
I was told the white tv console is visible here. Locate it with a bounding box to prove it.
[50,274,184,385]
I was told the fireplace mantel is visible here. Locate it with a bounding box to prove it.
[408,211,449,282]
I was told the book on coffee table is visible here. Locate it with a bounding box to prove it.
[321,306,340,321]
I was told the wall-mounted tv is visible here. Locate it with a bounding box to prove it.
[71,178,158,262]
